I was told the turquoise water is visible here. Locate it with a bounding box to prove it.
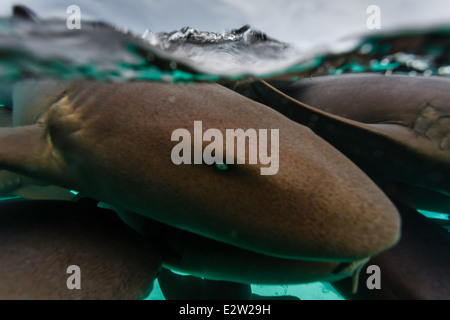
[145,279,345,300]
[0,10,449,300]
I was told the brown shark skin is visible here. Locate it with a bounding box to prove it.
[275,73,450,197]
[0,200,160,300]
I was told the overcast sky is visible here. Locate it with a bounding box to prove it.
[1,0,449,47]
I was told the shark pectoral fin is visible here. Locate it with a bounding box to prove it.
[0,125,73,187]
[0,125,48,170]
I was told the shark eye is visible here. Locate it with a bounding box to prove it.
[214,162,229,171]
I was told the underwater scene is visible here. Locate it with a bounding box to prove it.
[0,0,448,302]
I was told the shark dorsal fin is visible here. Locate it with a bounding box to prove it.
[12,5,39,23]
